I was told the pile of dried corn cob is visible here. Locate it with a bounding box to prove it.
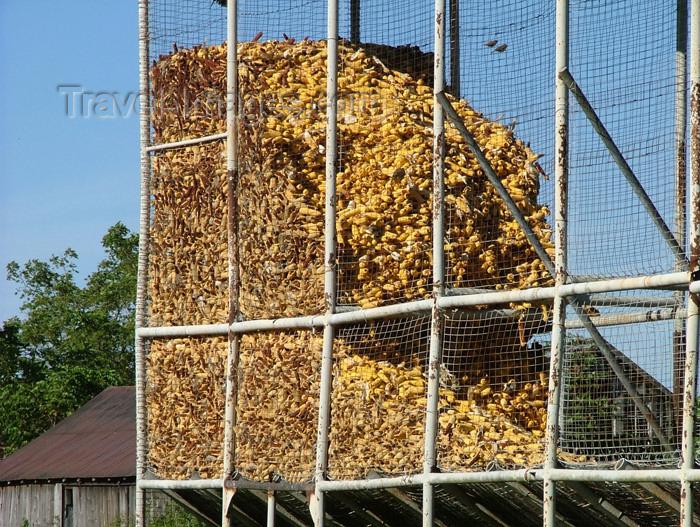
[329,352,548,479]
[147,37,554,481]
[149,37,553,322]
[146,330,550,481]
[234,332,322,482]
[147,336,227,479]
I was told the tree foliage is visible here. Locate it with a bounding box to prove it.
[0,223,138,455]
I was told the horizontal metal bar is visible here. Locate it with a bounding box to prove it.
[136,468,700,493]
[233,315,325,332]
[318,475,422,492]
[565,308,686,329]
[135,306,516,340]
[538,469,684,483]
[439,274,685,310]
[145,132,227,152]
[570,275,688,291]
[691,281,700,294]
[559,272,689,297]
[331,299,433,324]
[318,468,700,491]
[137,316,325,339]
[569,274,629,283]
[438,287,557,309]
[138,478,224,490]
[137,323,230,338]
[136,273,690,339]
[580,294,679,308]
[225,479,314,492]
[136,302,430,339]
[317,470,533,491]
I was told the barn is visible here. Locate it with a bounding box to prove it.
[0,386,164,527]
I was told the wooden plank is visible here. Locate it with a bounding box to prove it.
[53,484,62,527]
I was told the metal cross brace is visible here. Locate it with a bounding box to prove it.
[436,90,673,452]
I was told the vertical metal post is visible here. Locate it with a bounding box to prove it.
[424,0,446,525]
[267,491,276,527]
[543,0,569,524]
[350,0,360,44]
[222,1,239,525]
[674,0,689,440]
[135,1,150,526]
[449,0,460,97]
[313,0,339,524]
[681,1,700,524]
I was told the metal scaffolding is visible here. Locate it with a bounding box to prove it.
[136,0,700,525]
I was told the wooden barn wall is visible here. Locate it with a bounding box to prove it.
[0,484,170,527]
[71,484,134,527]
[0,483,57,526]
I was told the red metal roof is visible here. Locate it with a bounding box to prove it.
[0,386,135,483]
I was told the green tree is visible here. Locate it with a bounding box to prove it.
[0,223,138,455]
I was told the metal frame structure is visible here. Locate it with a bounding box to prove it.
[135,0,700,525]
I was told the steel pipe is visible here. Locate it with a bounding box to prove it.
[267,491,276,527]
[145,132,227,153]
[543,0,570,523]
[222,1,240,525]
[423,0,447,524]
[313,1,340,524]
[558,67,688,270]
[674,0,690,415]
[540,469,684,483]
[559,272,689,296]
[138,323,230,339]
[138,478,225,490]
[680,0,700,522]
[135,1,151,526]
[564,308,686,329]
[136,273,691,339]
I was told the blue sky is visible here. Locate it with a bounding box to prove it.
[0,1,680,330]
[0,2,140,322]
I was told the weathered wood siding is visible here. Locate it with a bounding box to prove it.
[0,484,170,527]
[0,483,57,526]
[70,484,134,527]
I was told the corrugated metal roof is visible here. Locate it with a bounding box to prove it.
[0,386,135,483]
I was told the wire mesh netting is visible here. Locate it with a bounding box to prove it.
[146,336,227,479]
[235,34,329,319]
[149,0,226,62]
[584,480,681,526]
[328,316,431,479]
[143,1,695,518]
[234,330,322,483]
[149,1,331,61]
[437,308,549,472]
[149,147,229,327]
[567,0,682,279]
[559,292,683,466]
[444,0,556,293]
[334,0,434,307]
